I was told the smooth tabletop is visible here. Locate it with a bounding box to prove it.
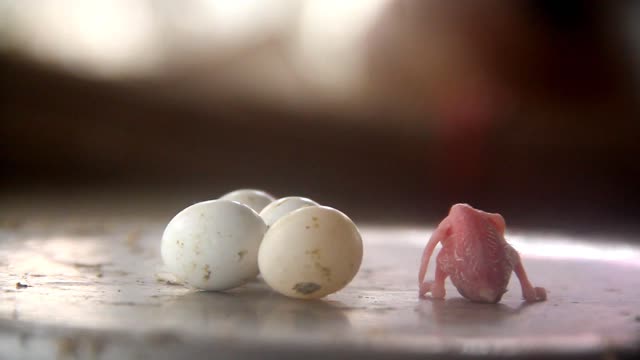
[1,211,639,359]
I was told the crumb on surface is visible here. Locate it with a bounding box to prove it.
[15,282,29,289]
[156,272,181,285]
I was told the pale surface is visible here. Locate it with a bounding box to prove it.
[1,213,639,359]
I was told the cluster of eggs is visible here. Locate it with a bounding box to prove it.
[160,189,363,299]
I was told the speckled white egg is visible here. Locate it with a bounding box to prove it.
[161,200,267,291]
[259,196,319,227]
[220,189,275,213]
[258,205,363,299]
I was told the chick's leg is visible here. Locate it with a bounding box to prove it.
[513,254,547,302]
[418,219,450,296]
[420,266,447,299]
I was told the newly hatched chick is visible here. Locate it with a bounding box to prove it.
[418,204,546,303]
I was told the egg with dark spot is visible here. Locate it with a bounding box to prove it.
[258,206,363,299]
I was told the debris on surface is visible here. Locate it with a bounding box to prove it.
[155,271,181,285]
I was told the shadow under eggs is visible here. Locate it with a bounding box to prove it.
[159,280,352,338]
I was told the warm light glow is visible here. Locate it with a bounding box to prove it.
[294,0,389,94]
[507,232,640,266]
[0,0,389,85]
[1,0,159,77]
[365,226,640,267]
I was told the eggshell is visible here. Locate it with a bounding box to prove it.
[161,200,267,291]
[259,196,318,227]
[258,205,363,299]
[220,189,275,213]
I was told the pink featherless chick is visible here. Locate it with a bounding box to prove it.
[418,204,547,303]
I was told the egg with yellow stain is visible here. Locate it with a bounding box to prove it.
[258,205,363,299]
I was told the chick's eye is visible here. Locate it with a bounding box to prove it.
[445,227,453,237]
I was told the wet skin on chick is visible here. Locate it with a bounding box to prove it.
[418,204,547,303]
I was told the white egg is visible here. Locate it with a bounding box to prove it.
[161,200,267,291]
[259,196,319,227]
[219,189,275,213]
[258,205,363,299]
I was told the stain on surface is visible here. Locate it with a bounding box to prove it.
[71,262,109,270]
[237,250,248,262]
[19,332,30,348]
[293,282,321,295]
[57,337,78,359]
[203,265,211,281]
[0,218,22,229]
[88,336,106,358]
[145,331,182,345]
[126,229,143,253]
[66,223,108,236]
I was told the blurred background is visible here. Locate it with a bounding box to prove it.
[1,0,639,234]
